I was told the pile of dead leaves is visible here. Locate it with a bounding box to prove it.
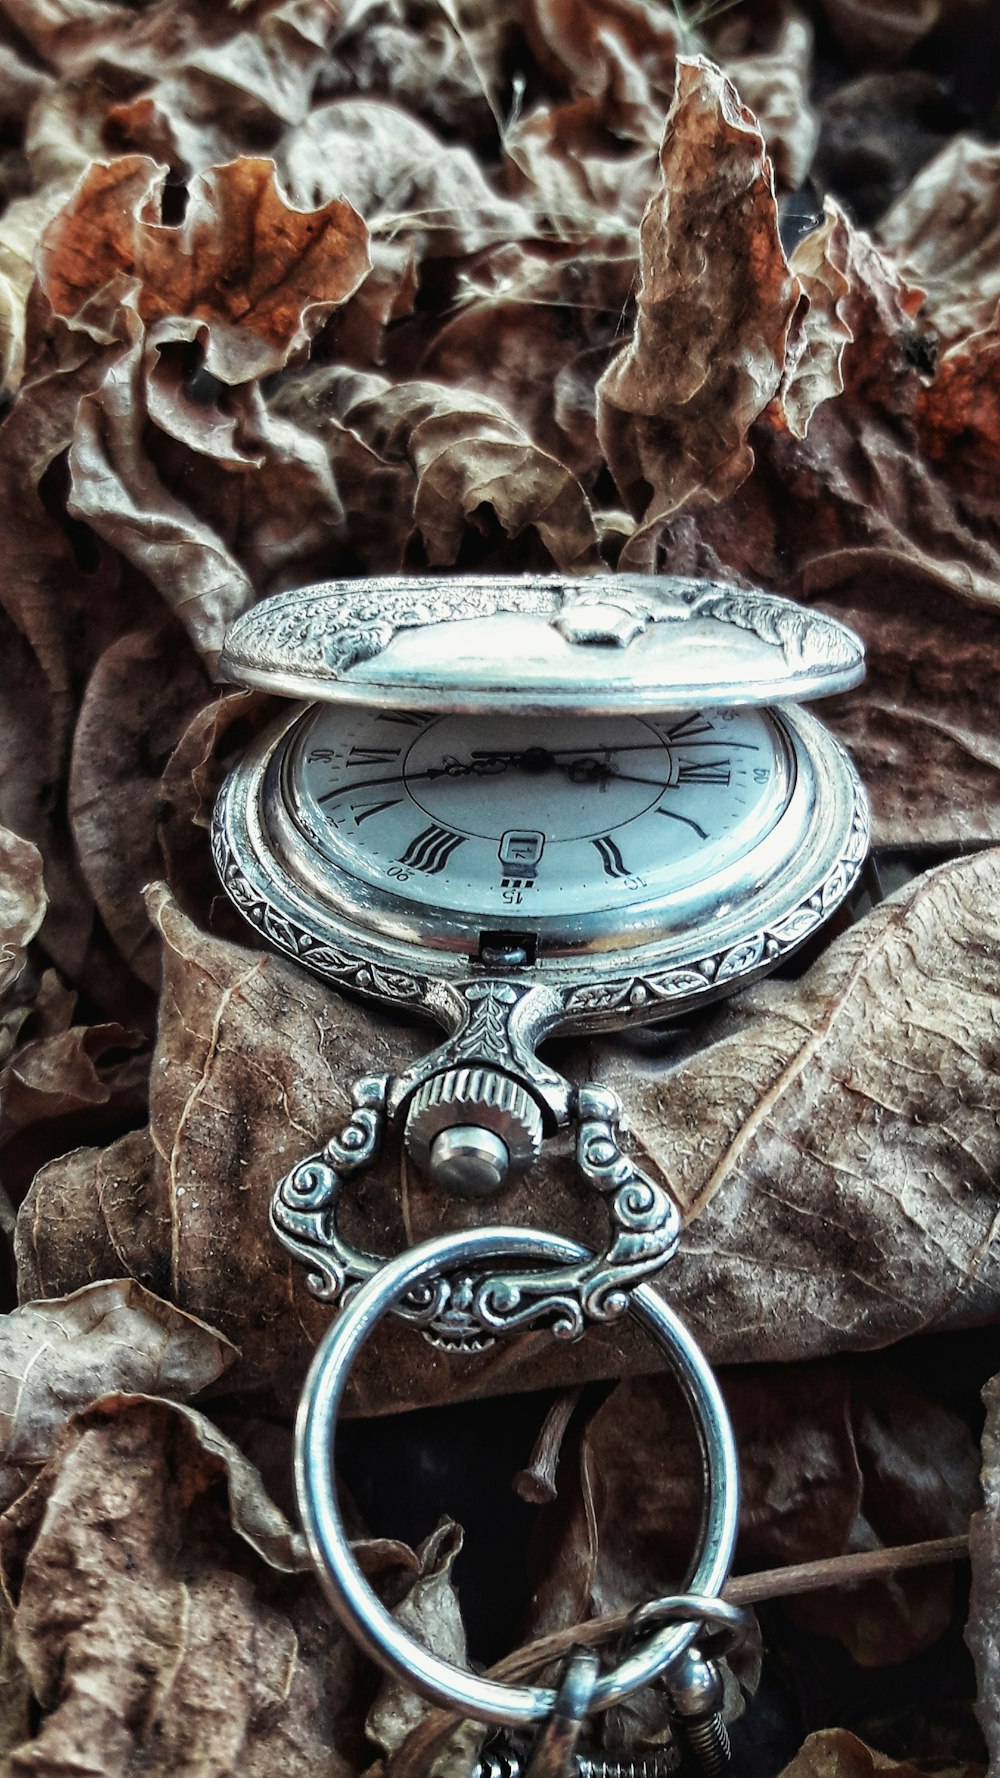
[0,0,999,1772]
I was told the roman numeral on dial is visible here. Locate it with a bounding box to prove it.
[347,745,402,766]
[677,758,731,786]
[351,796,403,825]
[397,825,466,875]
[592,834,630,879]
[664,714,714,742]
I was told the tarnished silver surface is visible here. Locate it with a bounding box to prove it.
[478,1750,676,1777]
[270,1081,681,1348]
[404,1065,545,1188]
[663,1651,730,1778]
[208,579,871,1757]
[218,575,864,713]
[622,1597,752,1663]
[294,1224,740,1727]
[212,705,869,1035]
[524,1650,600,1778]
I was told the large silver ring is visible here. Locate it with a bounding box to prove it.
[295,1225,740,1729]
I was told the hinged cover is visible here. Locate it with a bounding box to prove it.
[218,575,864,714]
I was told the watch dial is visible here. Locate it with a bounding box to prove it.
[286,705,794,925]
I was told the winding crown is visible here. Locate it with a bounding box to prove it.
[404,1067,544,1197]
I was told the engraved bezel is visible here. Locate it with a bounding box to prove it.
[212,703,869,1039]
[218,574,866,715]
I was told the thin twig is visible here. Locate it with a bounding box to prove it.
[491,1534,971,1684]
[514,1387,584,1504]
[725,1534,970,1605]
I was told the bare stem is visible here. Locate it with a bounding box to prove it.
[491,1534,971,1685]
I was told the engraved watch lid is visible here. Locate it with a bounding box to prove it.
[218,575,865,715]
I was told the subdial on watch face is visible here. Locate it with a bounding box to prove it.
[287,704,794,923]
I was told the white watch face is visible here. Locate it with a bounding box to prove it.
[285,704,794,924]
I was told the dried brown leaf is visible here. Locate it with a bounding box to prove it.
[599,850,1000,1366]
[917,314,1000,499]
[96,0,339,176]
[65,339,343,661]
[277,366,601,571]
[878,135,1000,347]
[17,1126,171,1305]
[524,0,681,143]
[279,98,530,259]
[531,1353,978,1670]
[0,182,72,396]
[0,828,45,1007]
[418,257,639,481]
[967,1370,1000,1768]
[367,1520,480,1771]
[39,154,370,384]
[596,57,799,534]
[68,626,210,986]
[776,199,855,439]
[0,1595,29,1763]
[657,193,1000,844]
[0,1019,147,1149]
[0,1397,356,1777]
[0,1278,236,1511]
[725,11,819,191]
[776,1728,979,1778]
[0,302,166,992]
[157,688,281,933]
[503,95,657,243]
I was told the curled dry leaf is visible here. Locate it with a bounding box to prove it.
[775,1727,979,1778]
[278,98,531,259]
[0,1397,356,1778]
[502,95,657,244]
[597,57,799,538]
[38,154,371,384]
[917,315,1000,500]
[967,1371,1000,1768]
[65,332,344,662]
[94,0,339,177]
[324,0,520,142]
[0,321,168,989]
[157,687,282,934]
[597,848,1000,1368]
[524,0,681,144]
[0,1017,148,1181]
[367,1520,482,1774]
[878,135,1000,347]
[776,198,855,439]
[418,253,640,482]
[725,11,819,192]
[0,826,45,1008]
[17,1126,170,1304]
[0,1593,30,1763]
[0,1277,236,1511]
[0,183,70,396]
[659,185,1000,844]
[68,625,211,987]
[276,366,601,572]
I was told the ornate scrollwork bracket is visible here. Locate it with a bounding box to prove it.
[270,1069,681,1350]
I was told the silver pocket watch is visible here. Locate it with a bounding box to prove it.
[212,574,869,1765]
